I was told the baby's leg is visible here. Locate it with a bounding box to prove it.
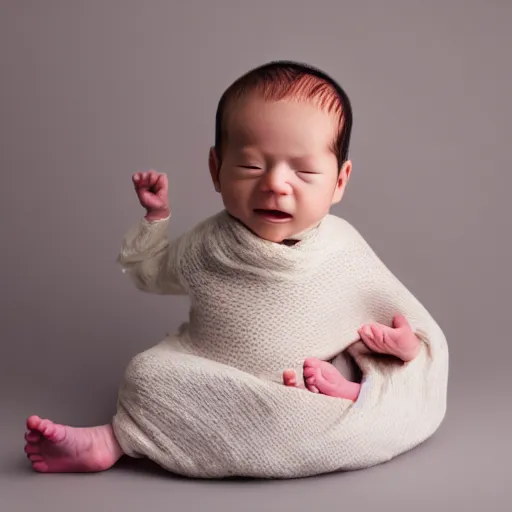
[283,358,361,401]
[24,415,124,473]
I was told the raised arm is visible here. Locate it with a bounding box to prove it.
[116,171,189,295]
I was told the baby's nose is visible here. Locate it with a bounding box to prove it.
[261,169,292,195]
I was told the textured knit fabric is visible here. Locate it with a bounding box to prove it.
[112,210,449,479]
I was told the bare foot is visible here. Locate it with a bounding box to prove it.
[283,359,361,401]
[24,415,124,473]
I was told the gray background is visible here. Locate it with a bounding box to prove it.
[1,1,510,510]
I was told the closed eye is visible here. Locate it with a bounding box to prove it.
[238,165,262,170]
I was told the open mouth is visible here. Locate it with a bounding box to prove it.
[253,209,293,221]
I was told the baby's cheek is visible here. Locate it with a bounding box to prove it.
[308,192,334,215]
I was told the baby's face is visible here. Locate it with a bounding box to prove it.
[209,95,351,243]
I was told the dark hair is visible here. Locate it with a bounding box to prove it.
[214,60,353,169]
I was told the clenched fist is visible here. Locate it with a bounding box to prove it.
[132,170,170,221]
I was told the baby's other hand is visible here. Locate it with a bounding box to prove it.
[358,314,420,362]
[132,170,170,220]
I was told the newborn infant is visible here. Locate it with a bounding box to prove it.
[24,61,448,478]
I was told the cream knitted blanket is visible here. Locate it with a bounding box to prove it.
[112,210,449,479]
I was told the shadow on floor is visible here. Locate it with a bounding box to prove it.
[6,453,278,484]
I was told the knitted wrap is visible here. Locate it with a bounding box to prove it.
[112,211,448,478]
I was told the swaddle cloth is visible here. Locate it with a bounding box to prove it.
[112,210,449,478]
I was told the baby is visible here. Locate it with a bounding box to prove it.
[24,61,447,478]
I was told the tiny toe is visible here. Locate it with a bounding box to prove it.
[303,366,316,378]
[32,461,49,473]
[40,420,55,437]
[29,454,44,462]
[26,415,42,431]
[308,385,320,393]
[283,369,297,386]
[25,431,41,443]
[306,376,316,386]
[25,444,40,455]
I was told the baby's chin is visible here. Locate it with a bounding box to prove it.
[224,205,325,243]
[241,215,317,244]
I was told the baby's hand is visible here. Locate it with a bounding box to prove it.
[132,170,170,220]
[357,314,420,362]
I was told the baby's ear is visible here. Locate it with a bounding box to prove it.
[208,146,221,192]
[332,160,352,204]
[341,160,352,182]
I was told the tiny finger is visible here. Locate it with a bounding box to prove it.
[359,324,374,341]
[156,173,167,188]
[382,330,397,348]
[359,330,371,345]
[370,324,384,343]
[392,314,410,329]
[148,171,159,187]
[359,328,383,353]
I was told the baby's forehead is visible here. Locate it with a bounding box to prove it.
[227,95,340,128]
[229,99,339,135]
